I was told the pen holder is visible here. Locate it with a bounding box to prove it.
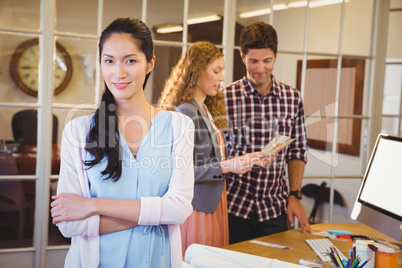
[375,243,399,268]
[353,243,375,268]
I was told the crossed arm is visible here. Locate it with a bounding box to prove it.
[51,194,140,234]
[52,114,194,237]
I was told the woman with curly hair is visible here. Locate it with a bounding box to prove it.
[158,41,274,255]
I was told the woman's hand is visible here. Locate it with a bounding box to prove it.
[221,154,254,174]
[50,193,95,224]
[252,152,277,167]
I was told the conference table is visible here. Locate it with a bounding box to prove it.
[224,223,401,268]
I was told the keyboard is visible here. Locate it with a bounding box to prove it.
[305,238,347,262]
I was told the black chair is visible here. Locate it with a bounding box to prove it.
[12,109,58,146]
[0,110,59,241]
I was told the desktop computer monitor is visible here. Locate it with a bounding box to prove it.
[351,133,402,240]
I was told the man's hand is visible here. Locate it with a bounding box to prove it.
[287,196,312,233]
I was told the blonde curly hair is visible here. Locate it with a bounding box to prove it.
[158,41,227,129]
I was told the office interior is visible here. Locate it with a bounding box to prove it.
[0,0,401,267]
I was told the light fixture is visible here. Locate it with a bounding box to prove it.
[156,15,222,34]
[288,1,308,8]
[156,25,183,34]
[273,4,288,11]
[239,4,289,18]
[239,8,271,18]
[239,0,350,18]
[310,0,349,8]
[187,15,221,25]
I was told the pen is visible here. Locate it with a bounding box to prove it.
[358,257,371,268]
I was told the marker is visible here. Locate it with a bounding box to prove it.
[367,244,378,252]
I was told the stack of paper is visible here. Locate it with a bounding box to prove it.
[183,243,304,268]
[257,135,295,157]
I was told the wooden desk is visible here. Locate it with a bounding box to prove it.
[224,223,401,267]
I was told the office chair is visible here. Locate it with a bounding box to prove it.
[0,110,58,240]
[12,109,58,146]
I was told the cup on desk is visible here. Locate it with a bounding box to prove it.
[375,243,399,268]
[353,243,375,268]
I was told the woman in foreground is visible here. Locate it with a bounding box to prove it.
[51,18,194,268]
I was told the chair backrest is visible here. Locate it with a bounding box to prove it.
[11,109,58,146]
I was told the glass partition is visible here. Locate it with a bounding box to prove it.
[102,0,142,30]
[188,0,224,44]
[148,0,184,42]
[343,0,374,56]
[150,45,183,104]
[0,179,36,249]
[55,0,98,35]
[272,0,306,53]
[1,34,41,104]
[52,37,98,105]
[307,3,342,54]
[0,0,40,31]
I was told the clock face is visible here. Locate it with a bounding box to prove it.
[10,38,73,97]
[18,43,40,92]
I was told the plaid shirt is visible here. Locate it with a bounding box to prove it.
[222,76,308,222]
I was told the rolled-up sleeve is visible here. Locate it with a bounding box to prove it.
[287,92,308,163]
[138,112,194,225]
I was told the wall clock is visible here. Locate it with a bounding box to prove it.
[9,38,73,97]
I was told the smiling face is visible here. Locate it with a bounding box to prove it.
[196,56,225,99]
[242,48,276,93]
[100,33,154,102]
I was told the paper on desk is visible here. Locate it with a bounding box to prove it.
[182,261,196,268]
[189,253,244,268]
[250,240,292,250]
[185,243,304,268]
[312,231,337,240]
[257,135,295,157]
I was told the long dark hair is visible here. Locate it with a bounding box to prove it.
[84,18,154,181]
